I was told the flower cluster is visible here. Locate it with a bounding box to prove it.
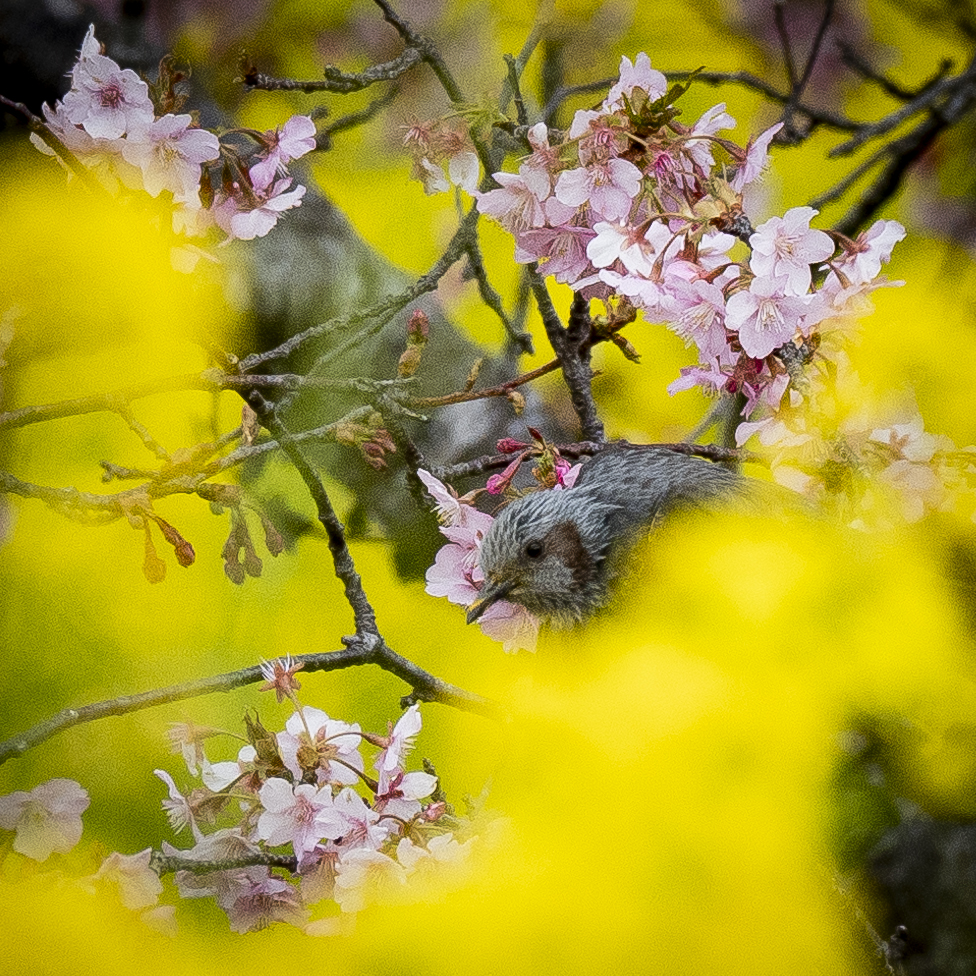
[734,350,976,527]
[32,26,315,245]
[465,53,907,422]
[157,678,476,933]
[0,778,175,933]
[0,777,90,861]
[420,443,580,653]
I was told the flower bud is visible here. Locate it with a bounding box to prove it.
[506,390,526,415]
[142,524,166,584]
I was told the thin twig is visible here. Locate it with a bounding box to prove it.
[527,272,605,443]
[0,644,501,767]
[665,69,859,132]
[410,357,560,409]
[245,390,379,637]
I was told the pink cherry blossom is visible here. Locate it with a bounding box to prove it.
[373,703,422,774]
[225,872,307,932]
[92,848,164,910]
[374,768,438,822]
[417,469,495,534]
[476,169,549,234]
[731,122,784,191]
[249,115,317,190]
[870,415,944,463]
[424,540,483,605]
[683,103,736,170]
[277,707,364,787]
[477,599,540,653]
[396,833,473,878]
[569,108,631,164]
[749,206,835,296]
[666,278,731,360]
[331,787,392,850]
[519,122,561,192]
[155,768,203,840]
[121,114,220,199]
[213,176,307,241]
[555,157,642,221]
[725,275,812,358]
[62,27,153,140]
[604,52,667,109]
[834,219,906,284]
[0,778,89,861]
[333,847,407,913]
[257,778,345,861]
[667,361,733,398]
[514,224,595,283]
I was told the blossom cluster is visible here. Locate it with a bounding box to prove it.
[406,54,976,529]
[155,670,476,933]
[0,670,479,935]
[32,26,315,245]
[0,777,175,933]
[734,349,976,526]
[463,53,906,422]
[420,444,580,653]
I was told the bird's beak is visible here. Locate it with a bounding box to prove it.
[466,578,516,624]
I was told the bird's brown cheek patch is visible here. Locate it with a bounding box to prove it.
[543,520,594,587]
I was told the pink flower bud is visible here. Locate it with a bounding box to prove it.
[486,453,526,494]
[408,309,430,342]
[496,438,528,454]
[423,801,448,821]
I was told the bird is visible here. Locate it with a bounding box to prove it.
[466,443,782,625]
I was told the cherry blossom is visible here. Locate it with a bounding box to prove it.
[0,778,89,861]
[604,52,667,109]
[333,847,407,913]
[212,176,307,241]
[155,768,202,840]
[749,206,835,296]
[91,848,164,910]
[374,768,438,822]
[396,833,474,879]
[425,539,484,605]
[62,28,153,140]
[225,873,307,933]
[515,224,595,283]
[249,115,317,190]
[277,706,364,787]
[833,219,906,284]
[417,468,494,533]
[554,157,642,221]
[331,787,392,851]
[666,278,731,360]
[121,113,220,199]
[476,169,550,234]
[725,275,812,358]
[256,778,345,861]
[477,598,541,654]
[373,703,422,774]
[731,122,784,191]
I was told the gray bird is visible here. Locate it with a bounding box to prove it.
[466,444,777,625]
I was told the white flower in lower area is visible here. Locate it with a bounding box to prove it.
[0,778,89,861]
[333,847,407,913]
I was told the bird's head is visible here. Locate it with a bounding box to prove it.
[466,487,621,624]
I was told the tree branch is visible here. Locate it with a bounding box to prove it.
[0,643,501,767]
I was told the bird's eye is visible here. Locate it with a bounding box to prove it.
[525,541,544,559]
